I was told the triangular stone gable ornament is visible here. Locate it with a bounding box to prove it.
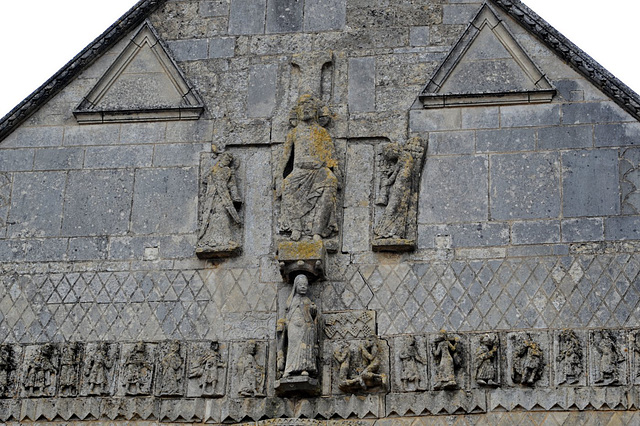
[74,21,204,123]
[419,3,555,108]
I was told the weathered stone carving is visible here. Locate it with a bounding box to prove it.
[511,333,544,386]
[396,336,427,392]
[59,342,82,397]
[23,344,57,397]
[188,341,227,397]
[432,332,462,390]
[324,311,376,340]
[556,330,583,385]
[82,342,117,396]
[591,330,623,386]
[335,338,387,394]
[276,274,320,395]
[474,333,499,387]
[196,151,243,258]
[121,342,154,396]
[235,340,266,397]
[373,137,426,251]
[0,346,16,398]
[278,239,326,281]
[632,330,640,384]
[156,341,185,396]
[275,94,341,243]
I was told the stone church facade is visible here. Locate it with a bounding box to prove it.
[0,0,640,424]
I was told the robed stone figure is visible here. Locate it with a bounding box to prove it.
[278,274,319,379]
[275,95,341,242]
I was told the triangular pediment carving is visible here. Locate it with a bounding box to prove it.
[419,3,555,108]
[74,21,204,123]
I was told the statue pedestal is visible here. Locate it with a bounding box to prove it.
[277,240,326,282]
[195,242,241,259]
[372,237,415,252]
[275,375,320,396]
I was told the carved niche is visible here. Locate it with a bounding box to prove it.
[473,333,499,387]
[555,330,585,386]
[431,332,464,390]
[81,342,119,396]
[187,341,228,397]
[0,345,19,398]
[196,150,243,259]
[508,332,546,387]
[22,344,58,398]
[332,337,388,394]
[275,274,321,396]
[393,335,428,392]
[274,95,341,249]
[373,137,427,251]
[58,342,83,397]
[232,340,267,398]
[119,342,155,396]
[590,330,626,386]
[155,341,186,396]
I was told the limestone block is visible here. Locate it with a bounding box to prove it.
[461,106,499,129]
[538,125,593,150]
[209,37,236,58]
[0,149,34,171]
[561,218,604,243]
[511,220,561,245]
[342,208,370,253]
[605,216,640,241]
[348,57,375,113]
[248,64,279,118]
[84,145,153,169]
[61,170,134,237]
[562,149,619,217]
[344,143,374,208]
[565,386,628,410]
[562,101,635,125]
[490,152,560,220]
[220,397,288,423]
[120,122,166,145]
[8,171,66,238]
[488,387,567,411]
[200,0,230,17]
[410,26,430,47]
[500,104,561,128]
[154,143,209,167]
[410,109,462,133]
[476,128,536,153]
[1,126,63,148]
[267,0,303,33]
[304,0,347,32]
[229,0,267,35]
[419,155,488,224]
[323,311,376,340]
[595,122,640,147]
[167,39,209,62]
[131,167,198,235]
[0,399,20,422]
[428,131,474,155]
[33,147,84,170]
[63,124,120,146]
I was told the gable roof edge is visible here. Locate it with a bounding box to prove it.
[0,0,167,142]
[491,0,640,121]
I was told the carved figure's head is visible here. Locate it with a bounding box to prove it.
[210,341,219,351]
[295,94,319,123]
[169,341,180,353]
[294,274,309,295]
[246,340,257,355]
[382,143,402,161]
[218,153,233,167]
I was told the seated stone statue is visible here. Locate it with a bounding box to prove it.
[275,94,341,242]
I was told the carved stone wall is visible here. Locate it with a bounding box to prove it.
[0,0,639,424]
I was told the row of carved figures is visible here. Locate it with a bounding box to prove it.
[0,328,638,400]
